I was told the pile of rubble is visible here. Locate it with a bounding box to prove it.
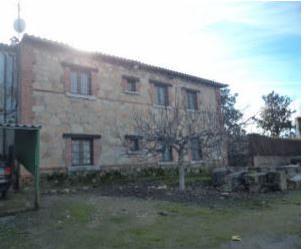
[212,164,300,193]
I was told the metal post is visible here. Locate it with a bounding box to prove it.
[34,130,40,209]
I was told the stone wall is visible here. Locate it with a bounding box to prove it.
[253,156,297,167]
[228,134,301,167]
[19,38,226,173]
[248,134,300,157]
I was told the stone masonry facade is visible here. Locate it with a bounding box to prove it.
[17,34,227,173]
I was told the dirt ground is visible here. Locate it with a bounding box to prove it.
[0,187,300,249]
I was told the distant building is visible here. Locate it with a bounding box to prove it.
[0,34,227,174]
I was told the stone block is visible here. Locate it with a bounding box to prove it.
[225,170,247,191]
[266,171,287,191]
[244,172,267,193]
[287,174,300,190]
[276,165,300,178]
[212,167,231,187]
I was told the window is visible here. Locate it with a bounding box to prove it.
[70,70,91,95]
[126,79,137,92]
[191,138,202,161]
[125,135,141,152]
[155,84,169,106]
[0,52,17,123]
[71,139,93,166]
[161,145,173,162]
[186,90,198,110]
[63,133,101,168]
[123,76,139,93]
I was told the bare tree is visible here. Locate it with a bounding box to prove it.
[130,89,224,191]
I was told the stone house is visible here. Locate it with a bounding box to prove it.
[0,34,227,174]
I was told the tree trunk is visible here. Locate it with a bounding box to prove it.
[179,163,185,191]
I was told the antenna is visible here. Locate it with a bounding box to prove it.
[13,0,26,41]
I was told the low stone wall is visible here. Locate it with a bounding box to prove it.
[37,163,213,188]
[20,160,218,180]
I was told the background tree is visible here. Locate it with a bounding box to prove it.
[220,88,245,137]
[256,91,295,137]
[131,91,223,191]
[220,88,249,166]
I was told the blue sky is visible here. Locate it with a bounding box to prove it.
[0,1,301,131]
[209,2,300,96]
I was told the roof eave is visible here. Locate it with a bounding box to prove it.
[21,34,228,88]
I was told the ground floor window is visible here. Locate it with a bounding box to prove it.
[125,135,141,152]
[63,133,101,168]
[161,145,173,162]
[72,139,93,166]
[190,138,202,161]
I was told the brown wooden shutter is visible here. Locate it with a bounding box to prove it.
[65,137,72,167]
[121,77,127,92]
[93,138,102,165]
[148,83,155,104]
[91,72,99,96]
[188,144,192,161]
[167,86,173,106]
[215,88,223,127]
[172,148,178,162]
[196,91,202,111]
[180,88,187,109]
[136,81,142,92]
[63,67,71,93]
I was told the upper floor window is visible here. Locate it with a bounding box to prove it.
[155,84,169,106]
[0,52,16,122]
[123,76,139,94]
[126,78,137,92]
[70,70,91,96]
[190,138,202,161]
[186,90,198,110]
[72,138,93,166]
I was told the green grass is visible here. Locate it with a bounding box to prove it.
[0,191,300,249]
[68,202,95,223]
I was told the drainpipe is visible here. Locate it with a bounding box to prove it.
[14,41,21,190]
[2,53,7,158]
[15,40,21,125]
